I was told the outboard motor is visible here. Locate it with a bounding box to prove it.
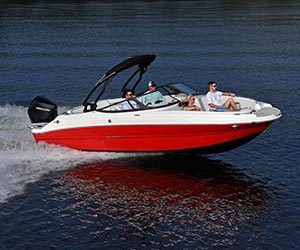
[28,96,58,123]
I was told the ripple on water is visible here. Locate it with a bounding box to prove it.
[0,155,277,249]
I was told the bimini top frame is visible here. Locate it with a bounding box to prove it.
[83,54,156,112]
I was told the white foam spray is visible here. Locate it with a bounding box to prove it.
[0,105,129,203]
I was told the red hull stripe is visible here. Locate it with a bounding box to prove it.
[33,123,271,152]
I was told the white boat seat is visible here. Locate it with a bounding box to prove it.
[198,96,211,111]
[194,98,201,109]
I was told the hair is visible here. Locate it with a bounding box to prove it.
[179,95,193,108]
[208,81,216,87]
[122,89,134,98]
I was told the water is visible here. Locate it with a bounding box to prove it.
[0,1,299,249]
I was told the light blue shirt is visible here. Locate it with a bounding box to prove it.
[121,100,138,110]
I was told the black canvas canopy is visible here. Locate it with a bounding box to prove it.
[105,54,156,77]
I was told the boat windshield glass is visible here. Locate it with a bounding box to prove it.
[170,82,198,95]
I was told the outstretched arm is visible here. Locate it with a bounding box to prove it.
[222,92,235,97]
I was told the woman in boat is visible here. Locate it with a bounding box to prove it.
[179,95,201,111]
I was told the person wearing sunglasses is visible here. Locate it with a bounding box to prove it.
[179,95,201,111]
[121,89,138,110]
[206,81,239,111]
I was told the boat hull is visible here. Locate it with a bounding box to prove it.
[32,122,271,153]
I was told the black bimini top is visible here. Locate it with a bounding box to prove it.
[105,54,156,77]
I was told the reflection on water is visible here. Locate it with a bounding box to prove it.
[0,0,297,248]
[42,154,270,248]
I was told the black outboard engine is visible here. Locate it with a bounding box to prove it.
[28,96,58,123]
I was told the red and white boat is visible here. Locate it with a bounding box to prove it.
[28,54,281,153]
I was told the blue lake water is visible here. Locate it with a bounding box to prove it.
[0,1,300,249]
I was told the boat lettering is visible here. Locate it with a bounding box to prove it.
[35,107,51,112]
[106,135,125,139]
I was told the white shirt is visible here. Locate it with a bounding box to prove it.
[206,91,223,106]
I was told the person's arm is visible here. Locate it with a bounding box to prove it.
[208,103,224,109]
[206,93,217,109]
[222,92,235,97]
[207,92,224,109]
[184,105,201,111]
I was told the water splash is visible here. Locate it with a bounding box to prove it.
[0,105,131,203]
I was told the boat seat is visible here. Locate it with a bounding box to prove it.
[194,98,201,109]
[198,96,210,111]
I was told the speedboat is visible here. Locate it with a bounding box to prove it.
[27,54,281,153]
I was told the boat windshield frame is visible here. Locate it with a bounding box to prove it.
[95,82,198,113]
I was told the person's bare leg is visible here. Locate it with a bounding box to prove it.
[225,98,238,110]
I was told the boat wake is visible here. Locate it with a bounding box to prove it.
[0,105,137,204]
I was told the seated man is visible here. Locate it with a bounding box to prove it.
[139,81,164,106]
[206,81,239,111]
[121,90,138,110]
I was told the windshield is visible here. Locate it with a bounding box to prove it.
[96,82,197,113]
[167,82,198,95]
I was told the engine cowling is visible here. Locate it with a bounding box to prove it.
[28,96,58,123]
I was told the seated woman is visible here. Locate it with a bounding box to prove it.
[179,95,201,111]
